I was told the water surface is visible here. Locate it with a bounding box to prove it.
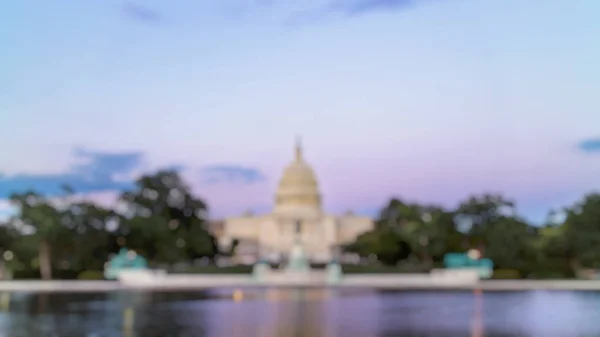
[0,289,598,337]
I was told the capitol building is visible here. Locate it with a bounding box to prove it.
[215,140,374,265]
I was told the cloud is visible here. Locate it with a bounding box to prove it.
[328,0,415,16]
[200,165,266,185]
[285,0,417,26]
[578,138,600,153]
[122,3,162,24]
[0,148,143,198]
[0,199,15,221]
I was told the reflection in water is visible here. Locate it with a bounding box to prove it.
[122,307,134,337]
[37,293,48,314]
[471,290,483,337]
[0,293,10,312]
[277,289,328,337]
[0,289,598,336]
[205,289,332,337]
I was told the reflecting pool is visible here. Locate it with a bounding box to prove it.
[0,289,598,336]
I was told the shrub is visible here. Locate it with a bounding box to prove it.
[491,269,521,279]
[77,270,105,280]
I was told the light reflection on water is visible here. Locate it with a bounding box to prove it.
[0,289,598,336]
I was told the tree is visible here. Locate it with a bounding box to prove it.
[118,170,217,264]
[480,217,535,271]
[455,193,536,274]
[375,198,424,231]
[61,201,120,272]
[345,198,464,267]
[8,191,71,280]
[0,222,15,254]
[400,206,463,265]
[344,228,411,266]
[375,199,463,266]
[533,223,573,278]
[562,193,600,270]
[0,223,17,279]
[120,215,176,262]
[455,193,516,249]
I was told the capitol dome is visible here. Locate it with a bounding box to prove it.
[274,139,322,216]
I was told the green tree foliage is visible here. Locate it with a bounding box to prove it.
[400,206,462,265]
[60,201,120,272]
[479,217,536,272]
[563,194,600,269]
[344,192,599,278]
[3,170,219,279]
[348,199,462,267]
[0,222,16,253]
[346,228,411,266]
[454,194,537,271]
[0,224,18,278]
[454,194,516,246]
[4,168,600,280]
[533,223,573,278]
[118,170,218,263]
[8,191,72,279]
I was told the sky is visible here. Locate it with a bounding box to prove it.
[1,0,600,224]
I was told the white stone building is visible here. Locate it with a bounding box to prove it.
[217,140,373,265]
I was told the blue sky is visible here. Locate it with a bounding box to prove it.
[1,0,600,223]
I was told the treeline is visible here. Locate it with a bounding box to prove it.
[0,171,219,280]
[344,194,600,279]
[0,170,598,280]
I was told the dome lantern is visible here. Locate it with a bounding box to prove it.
[295,135,303,162]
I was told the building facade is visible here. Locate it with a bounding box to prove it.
[217,140,373,265]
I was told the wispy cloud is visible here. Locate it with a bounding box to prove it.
[122,3,162,24]
[578,138,600,153]
[286,0,418,26]
[200,165,266,185]
[0,148,143,198]
[329,0,415,16]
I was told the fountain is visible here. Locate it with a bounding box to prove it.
[252,220,343,285]
[325,259,343,284]
[285,221,310,273]
[251,258,271,282]
[104,248,148,280]
[443,250,493,279]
